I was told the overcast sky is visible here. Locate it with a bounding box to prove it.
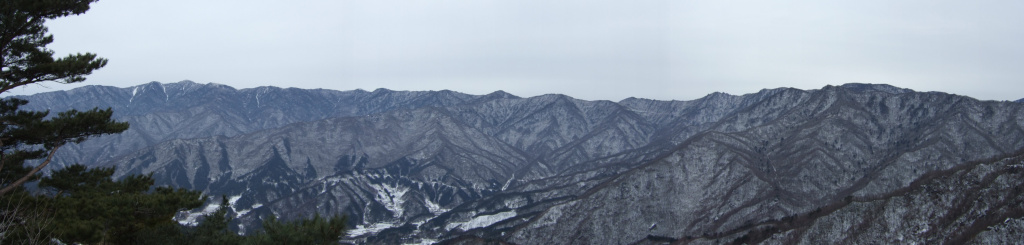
[15,0,1024,101]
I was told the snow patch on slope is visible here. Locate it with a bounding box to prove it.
[236,203,263,217]
[348,222,399,237]
[176,201,222,226]
[129,87,138,104]
[228,194,242,206]
[424,198,449,215]
[445,210,517,231]
[501,173,514,191]
[371,183,409,218]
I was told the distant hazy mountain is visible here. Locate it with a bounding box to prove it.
[16,81,490,171]
[14,82,1024,244]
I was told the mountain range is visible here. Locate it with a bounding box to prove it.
[14,81,1024,244]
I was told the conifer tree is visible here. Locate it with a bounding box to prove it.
[37,164,205,244]
[249,213,348,245]
[188,196,243,245]
[1,2,350,244]
[0,0,127,195]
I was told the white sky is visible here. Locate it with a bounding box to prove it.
[13,0,1024,101]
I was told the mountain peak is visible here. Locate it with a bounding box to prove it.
[487,90,518,99]
[698,91,737,101]
[838,83,913,94]
[472,90,520,103]
[173,80,197,85]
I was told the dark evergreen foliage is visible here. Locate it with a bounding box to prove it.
[0,0,107,92]
[1,1,134,243]
[38,164,205,244]
[1,0,127,196]
[250,213,348,245]
[186,196,241,245]
[136,195,348,245]
[0,2,348,244]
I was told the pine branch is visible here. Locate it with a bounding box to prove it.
[0,143,59,196]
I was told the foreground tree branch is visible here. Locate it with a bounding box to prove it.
[0,0,127,196]
[0,144,58,195]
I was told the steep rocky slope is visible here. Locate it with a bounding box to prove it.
[667,149,1024,245]
[14,82,1024,244]
[17,81,489,170]
[508,85,1024,244]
